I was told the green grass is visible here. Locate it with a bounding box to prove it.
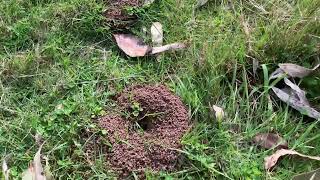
[0,0,320,179]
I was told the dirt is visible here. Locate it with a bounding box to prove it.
[104,0,142,27]
[98,85,190,178]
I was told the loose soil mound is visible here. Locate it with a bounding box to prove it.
[98,85,189,177]
[104,0,141,27]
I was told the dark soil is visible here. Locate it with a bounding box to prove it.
[98,85,190,178]
[104,0,142,28]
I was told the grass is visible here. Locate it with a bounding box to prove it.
[0,0,320,179]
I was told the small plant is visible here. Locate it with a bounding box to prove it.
[130,102,144,118]
[125,6,146,16]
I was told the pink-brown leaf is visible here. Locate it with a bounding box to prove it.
[114,34,151,57]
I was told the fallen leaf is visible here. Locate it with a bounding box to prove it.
[151,43,186,54]
[265,149,320,170]
[2,159,9,180]
[211,105,224,120]
[151,22,163,47]
[253,133,288,149]
[22,145,46,180]
[114,34,186,57]
[292,168,320,180]
[272,86,320,119]
[114,34,151,57]
[279,63,319,78]
[283,78,309,105]
[195,0,208,8]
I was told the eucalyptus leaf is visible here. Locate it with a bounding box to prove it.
[279,63,319,78]
[272,87,320,119]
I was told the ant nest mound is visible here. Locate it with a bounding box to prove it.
[98,85,190,177]
[103,0,141,28]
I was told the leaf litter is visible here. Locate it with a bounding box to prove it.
[270,63,319,79]
[269,63,320,120]
[257,63,320,174]
[264,149,320,171]
[114,34,186,57]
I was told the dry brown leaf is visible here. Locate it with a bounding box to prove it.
[265,149,320,170]
[283,78,309,105]
[270,63,319,80]
[272,87,320,119]
[279,63,320,78]
[113,34,151,57]
[253,133,288,149]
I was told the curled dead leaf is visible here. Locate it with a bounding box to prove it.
[253,133,288,150]
[283,78,309,105]
[264,149,320,170]
[272,87,320,119]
